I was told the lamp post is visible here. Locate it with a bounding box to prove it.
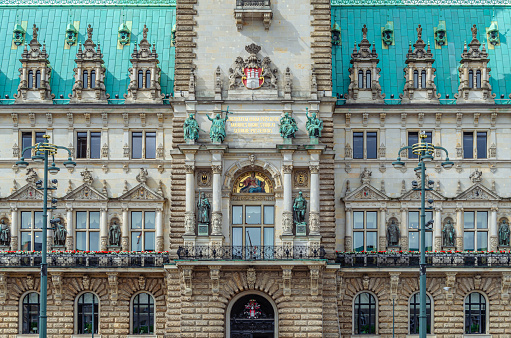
[15,135,76,338]
[393,131,453,338]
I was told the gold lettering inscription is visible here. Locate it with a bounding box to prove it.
[228,116,279,134]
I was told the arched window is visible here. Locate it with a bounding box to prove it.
[366,70,371,89]
[35,70,41,89]
[358,70,364,89]
[469,70,474,88]
[21,292,40,334]
[132,293,154,334]
[465,292,486,334]
[229,294,275,337]
[138,70,144,89]
[354,292,376,334]
[27,70,34,89]
[83,70,89,89]
[476,70,482,89]
[90,70,96,89]
[413,70,419,89]
[409,292,432,334]
[421,70,427,89]
[145,70,151,89]
[77,293,99,334]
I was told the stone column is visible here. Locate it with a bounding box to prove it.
[282,165,293,236]
[379,207,387,250]
[400,208,408,250]
[345,207,352,251]
[456,207,463,251]
[100,207,108,251]
[434,207,442,251]
[10,206,18,251]
[308,164,320,236]
[122,206,129,251]
[66,205,73,250]
[490,206,498,251]
[211,164,223,236]
[156,207,163,251]
[184,164,196,236]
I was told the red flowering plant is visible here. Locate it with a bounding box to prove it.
[0,250,171,255]
[336,250,509,255]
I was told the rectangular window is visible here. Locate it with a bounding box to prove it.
[77,132,88,159]
[132,132,143,159]
[464,211,488,251]
[408,211,433,251]
[20,211,43,251]
[477,132,487,159]
[353,132,364,159]
[463,131,487,159]
[75,211,100,251]
[463,132,474,159]
[408,131,432,159]
[352,211,378,252]
[131,131,157,159]
[231,205,274,248]
[90,132,101,159]
[76,131,101,159]
[352,131,378,160]
[21,132,45,159]
[366,132,377,159]
[130,211,156,251]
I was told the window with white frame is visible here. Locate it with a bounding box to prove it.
[132,292,155,334]
[76,131,101,159]
[131,211,155,251]
[21,131,45,158]
[20,211,43,251]
[408,131,432,159]
[75,211,100,251]
[409,292,432,334]
[353,131,377,159]
[408,211,433,252]
[463,211,488,251]
[131,131,156,159]
[465,292,486,334]
[353,211,378,252]
[21,292,40,334]
[463,131,487,159]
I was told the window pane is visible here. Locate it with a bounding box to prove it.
[366,132,377,159]
[28,71,33,89]
[90,71,96,88]
[131,212,142,229]
[82,70,88,89]
[22,132,32,158]
[408,132,418,158]
[426,232,433,252]
[77,132,88,159]
[245,206,261,225]
[89,212,100,229]
[34,212,43,229]
[477,232,488,251]
[409,211,419,229]
[413,71,419,88]
[138,71,144,89]
[366,71,371,89]
[132,132,143,159]
[33,232,42,251]
[35,71,41,88]
[232,227,242,246]
[464,212,475,229]
[353,132,364,159]
[353,211,364,229]
[464,232,475,251]
[132,231,143,251]
[358,71,363,89]
[263,227,274,247]
[144,232,155,251]
[477,212,488,229]
[90,132,101,159]
[477,132,487,159]
[232,206,243,225]
[145,212,156,229]
[76,232,86,251]
[366,232,377,251]
[421,71,427,89]
[246,228,261,246]
[426,211,433,223]
[21,232,32,251]
[409,232,419,251]
[263,206,274,225]
[76,211,87,229]
[354,232,364,252]
[366,212,377,229]
[146,71,151,89]
[21,212,32,229]
[463,132,474,159]
[89,232,99,251]
[145,132,156,159]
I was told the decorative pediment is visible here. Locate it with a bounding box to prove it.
[63,183,108,201]
[400,188,446,201]
[343,183,389,201]
[455,183,500,201]
[7,184,43,200]
[118,183,164,201]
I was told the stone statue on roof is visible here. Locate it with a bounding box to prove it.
[143,24,148,39]
[32,24,38,41]
[471,24,477,39]
[362,24,368,39]
[87,24,93,40]
[416,24,422,39]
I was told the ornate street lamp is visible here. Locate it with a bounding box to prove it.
[16,135,76,338]
[393,131,453,338]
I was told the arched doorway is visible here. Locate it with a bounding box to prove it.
[227,293,276,338]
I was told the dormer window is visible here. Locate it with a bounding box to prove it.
[476,70,481,88]
[35,71,41,88]
[138,70,144,89]
[469,70,474,88]
[413,70,419,89]
[90,70,96,89]
[145,70,151,89]
[421,70,426,89]
[28,71,33,89]
[366,70,371,89]
[83,70,88,89]
[358,70,363,89]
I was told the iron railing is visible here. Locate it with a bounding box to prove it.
[177,245,326,261]
[336,252,511,268]
[236,0,270,7]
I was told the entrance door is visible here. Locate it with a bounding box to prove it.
[230,295,275,338]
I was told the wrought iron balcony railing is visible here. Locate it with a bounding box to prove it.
[177,245,326,261]
[236,0,270,7]
[336,252,511,268]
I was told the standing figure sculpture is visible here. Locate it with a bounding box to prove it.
[279,112,298,139]
[499,219,510,246]
[386,220,400,247]
[197,192,211,224]
[53,218,67,246]
[0,220,10,246]
[442,220,456,247]
[109,221,121,246]
[305,108,323,138]
[293,191,307,224]
[183,113,201,142]
[207,107,233,143]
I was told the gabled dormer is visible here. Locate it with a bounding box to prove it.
[69,24,109,103]
[124,25,164,104]
[400,25,440,104]
[14,24,54,104]
[455,25,495,104]
[346,25,385,104]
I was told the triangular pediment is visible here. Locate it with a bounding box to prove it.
[118,183,164,201]
[344,183,389,201]
[455,183,500,201]
[400,189,446,201]
[7,184,43,200]
[63,183,108,201]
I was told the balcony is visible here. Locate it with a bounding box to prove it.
[177,245,326,261]
[336,252,511,268]
[234,0,272,31]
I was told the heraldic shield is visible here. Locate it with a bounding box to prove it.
[243,67,264,89]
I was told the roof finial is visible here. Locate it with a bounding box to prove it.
[471,24,477,39]
[87,24,93,40]
[143,24,148,39]
[417,24,422,40]
[32,24,38,40]
[362,24,368,40]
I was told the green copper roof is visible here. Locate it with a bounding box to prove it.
[332,0,511,5]
[0,0,175,6]
[332,6,511,102]
[0,6,175,102]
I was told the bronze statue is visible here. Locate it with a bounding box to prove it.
[109,221,121,246]
[53,219,67,246]
[386,220,400,247]
[443,220,455,247]
[499,219,510,247]
[197,192,211,224]
[0,220,10,246]
[293,191,307,224]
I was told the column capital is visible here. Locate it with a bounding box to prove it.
[212,165,222,174]
[185,164,195,174]
[282,165,293,174]
[309,164,320,174]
